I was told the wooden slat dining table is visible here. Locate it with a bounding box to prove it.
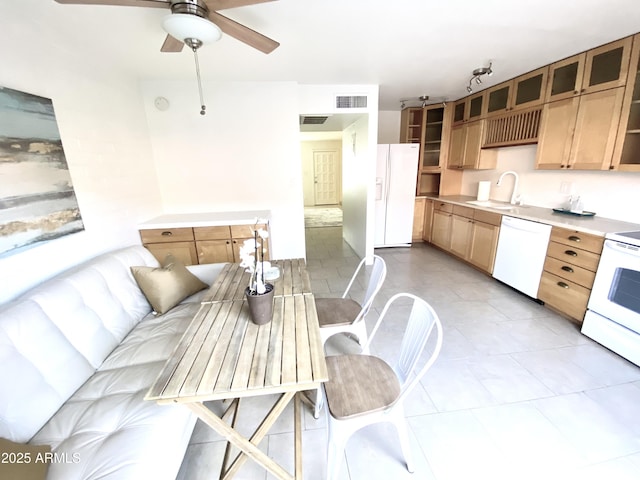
[145,259,328,480]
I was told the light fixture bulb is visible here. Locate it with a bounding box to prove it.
[162,13,221,46]
[475,76,482,85]
[467,85,473,93]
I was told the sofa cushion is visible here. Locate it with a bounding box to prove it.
[131,255,207,314]
[0,438,50,480]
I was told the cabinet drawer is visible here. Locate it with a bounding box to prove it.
[546,241,601,271]
[194,226,231,240]
[434,202,453,213]
[230,223,268,238]
[473,209,501,226]
[139,227,194,244]
[538,271,590,322]
[543,256,597,289]
[550,227,604,254]
[452,205,474,219]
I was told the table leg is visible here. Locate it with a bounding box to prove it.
[186,394,295,480]
[294,392,302,479]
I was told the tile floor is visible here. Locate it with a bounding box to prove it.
[177,226,640,480]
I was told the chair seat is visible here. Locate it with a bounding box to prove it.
[324,355,401,420]
[315,298,362,327]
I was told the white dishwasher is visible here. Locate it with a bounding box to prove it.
[492,216,552,299]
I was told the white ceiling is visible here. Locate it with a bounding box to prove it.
[7,0,640,111]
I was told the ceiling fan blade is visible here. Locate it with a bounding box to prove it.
[208,11,279,54]
[205,0,276,10]
[54,0,169,7]
[161,34,185,52]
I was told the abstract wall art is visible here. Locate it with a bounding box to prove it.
[0,86,84,256]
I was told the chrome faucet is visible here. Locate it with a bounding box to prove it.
[497,170,519,204]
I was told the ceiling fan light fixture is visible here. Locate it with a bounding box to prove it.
[162,13,221,46]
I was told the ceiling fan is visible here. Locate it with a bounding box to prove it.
[54,0,279,114]
[54,0,280,54]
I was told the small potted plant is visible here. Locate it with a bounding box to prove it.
[239,223,274,325]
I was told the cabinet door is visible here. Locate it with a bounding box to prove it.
[447,125,466,168]
[535,97,580,169]
[145,241,198,266]
[431,210,452,250]
[422,106,445,170]
[512,67,548,110]
[468,221,499,274]
[196,240,234,263]
[399,107,424,143]
[412,197,426,242]
[453,99,466,125]
[546,53,586,102]
[232,237,270,262]
[463,120,483,168]
[485,81,513,117]
[582,36,633,95]
[568,87,625,170]
[449,215,473,258]
[468,92,485,121]
[422,199,434,242]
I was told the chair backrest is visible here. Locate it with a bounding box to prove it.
[342,255,387,322]
[364,293,443,402]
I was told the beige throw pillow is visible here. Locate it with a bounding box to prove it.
[0,438,51,480]
[131,255,207,314]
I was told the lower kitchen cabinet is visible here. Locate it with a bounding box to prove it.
[429,201,501,274]
[140,223,269,265]
[422,198,434,242]
[412,197,426,242]
[537,226,604,322]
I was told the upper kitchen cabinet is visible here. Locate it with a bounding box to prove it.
[399,107,424,144]
[611,33,640,171]
[447,119,497,170]
[546,37,633,102]
[485,67,548,117]
[536,86,625,169]
[452,92,485,125]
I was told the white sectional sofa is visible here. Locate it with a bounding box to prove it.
[0,246,224,479]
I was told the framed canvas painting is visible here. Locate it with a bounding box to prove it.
[0,86,84,256]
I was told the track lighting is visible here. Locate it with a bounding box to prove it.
[466,61,493,95]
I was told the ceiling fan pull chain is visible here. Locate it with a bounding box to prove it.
[191,45,206,115]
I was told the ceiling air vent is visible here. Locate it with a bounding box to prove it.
[336,95,367,109]
[300,116,329,125]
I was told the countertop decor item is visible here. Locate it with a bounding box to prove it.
[239,222,274,324]
[552,208,596,217]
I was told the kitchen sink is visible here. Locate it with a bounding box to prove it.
[466,200,516,210]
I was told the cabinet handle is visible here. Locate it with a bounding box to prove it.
[161,231,173,236]
[561,265,574,273]
[568,235,581,242]
[564,250,578,257]
[557,281,570,289]
[226,241,231,244]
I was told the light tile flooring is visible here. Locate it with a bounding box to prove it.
[177,226,640,480]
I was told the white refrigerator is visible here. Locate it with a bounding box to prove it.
[374,144,419,247]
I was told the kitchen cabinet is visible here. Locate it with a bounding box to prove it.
[422,198,434,243]
[485,67,548,117]
[545,37,632,103]
[453,92,486,126]
[447,120,497,170]
[538,227,604,323]
[400,105,447,195]
[612,33,640,171]
[412,197,426,242]
[535,87,626,170]
[140,223,269,265]
[431,202,453,250]
[428,202,501,274]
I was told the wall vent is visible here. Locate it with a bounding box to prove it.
[336,95,367,109]
[300,116,329,125]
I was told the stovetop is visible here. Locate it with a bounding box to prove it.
[606,230,640,248]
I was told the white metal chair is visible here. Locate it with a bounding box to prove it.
[315,254,387,350]
[321,293,444,480]
[312,255,387,418]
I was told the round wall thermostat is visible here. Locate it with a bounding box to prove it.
[154,97,170,111]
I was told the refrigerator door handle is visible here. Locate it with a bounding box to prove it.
[375,177,384,201]
[385,154,391,204]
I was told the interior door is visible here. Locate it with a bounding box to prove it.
[313,150,339,205]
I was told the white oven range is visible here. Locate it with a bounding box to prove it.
[582,230,640,367]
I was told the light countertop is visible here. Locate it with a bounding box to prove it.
[138,210,271,229]
[423,195,640,236]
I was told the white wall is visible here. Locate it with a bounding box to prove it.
[140,80,305,260]
[0,11,162,304]
[378,110,401,143]
[463,145,640,224]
